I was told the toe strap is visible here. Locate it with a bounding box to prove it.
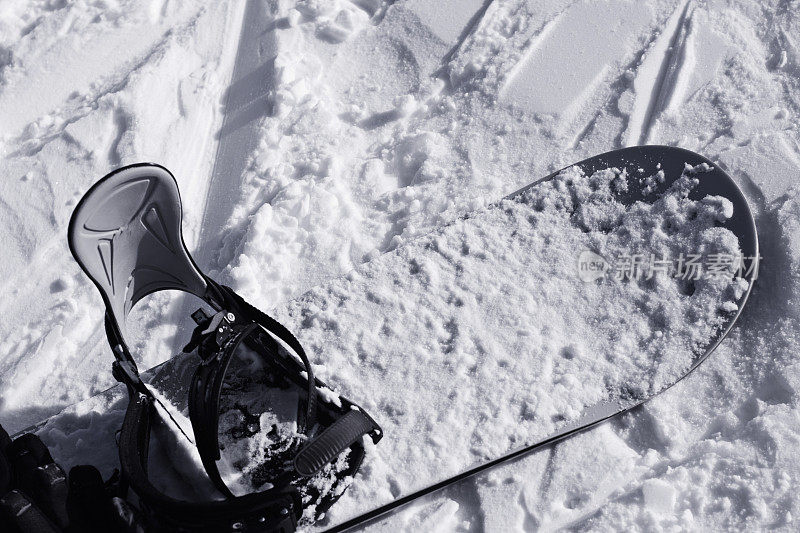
[294,409,382,477]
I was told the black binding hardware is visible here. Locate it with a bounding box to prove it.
[68,164,382,532]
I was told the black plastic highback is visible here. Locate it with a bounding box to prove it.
[68,164,208,341]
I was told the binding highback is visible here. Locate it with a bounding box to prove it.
[68,164,208,341]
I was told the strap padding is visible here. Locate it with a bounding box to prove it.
[294,410,380,477]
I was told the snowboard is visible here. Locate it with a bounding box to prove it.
[17,146,758,531]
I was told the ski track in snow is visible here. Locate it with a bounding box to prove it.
[2,0,800,531]
[0,0,247,431]
[624,0,693,147]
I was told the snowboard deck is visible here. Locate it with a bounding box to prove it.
[18,146,758,531]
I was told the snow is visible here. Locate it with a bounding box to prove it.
[2,0,800,531]
[216,163,746,525]
[0,0,244,429]
[642,478,676,514]
[501,0,653,120]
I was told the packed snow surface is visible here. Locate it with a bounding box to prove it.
[217,163,745,525]
[2,0,800,531]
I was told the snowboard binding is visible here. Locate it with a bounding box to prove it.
[68,164,382,532]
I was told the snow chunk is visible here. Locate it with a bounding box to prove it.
[642,478,676,514]
[701,195,734,221]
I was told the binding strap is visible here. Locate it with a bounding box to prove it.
[188,283,381,495]
[213,283,318,436]
[111,281,382,531]
[215,283,382,476]
[118,392,301,532]
[294,410,380,477]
